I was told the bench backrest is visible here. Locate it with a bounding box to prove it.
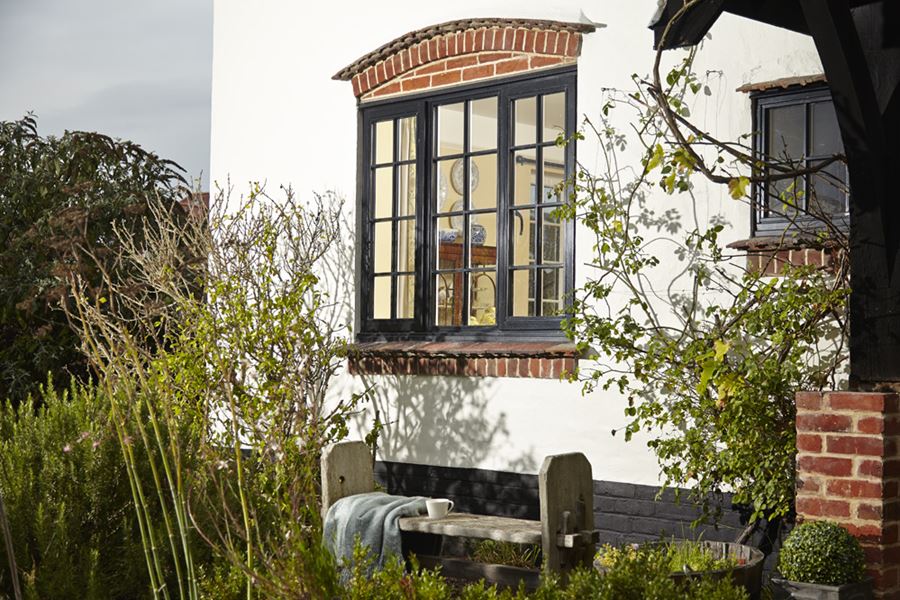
[321,440,375,515]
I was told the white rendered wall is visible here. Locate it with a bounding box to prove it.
[211,0,822,486]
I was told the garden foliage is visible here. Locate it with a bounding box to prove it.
[561,51,849,522]
[342,542,748,600]
[0,115,188,402]
[65,186,365,600]
[777,520,865,586]
[0,383,152,599]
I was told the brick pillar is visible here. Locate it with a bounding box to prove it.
[795,391,900,598]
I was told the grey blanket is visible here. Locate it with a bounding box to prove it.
[323,492,426,572]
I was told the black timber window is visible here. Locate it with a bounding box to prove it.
[358,68,576,340]
[752,85,849,237]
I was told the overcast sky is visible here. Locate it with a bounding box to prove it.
[0,0,212,189]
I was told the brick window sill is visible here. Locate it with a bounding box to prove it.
[728,237,842,276]
[347,341,580,378]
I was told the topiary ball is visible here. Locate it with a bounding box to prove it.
[778,520,866,586]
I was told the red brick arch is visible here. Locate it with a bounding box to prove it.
[333,18,595,101]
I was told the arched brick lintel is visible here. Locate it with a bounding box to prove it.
[333,19,595,100]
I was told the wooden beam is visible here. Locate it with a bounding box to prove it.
[798,0,900,384]
[723,0,809,36]
[652,0,812,49]
[652,0,725,50]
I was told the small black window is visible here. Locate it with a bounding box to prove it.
[358,68,576,340]
[752,86,848,237]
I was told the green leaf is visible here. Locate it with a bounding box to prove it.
[727,176,750,199]
[646,144,664,172]
[713,339,730,361]
[697,360,716,397]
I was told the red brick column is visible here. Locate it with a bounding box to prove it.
[795,391,900,598]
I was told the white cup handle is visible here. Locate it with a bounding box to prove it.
[447,500,454,514]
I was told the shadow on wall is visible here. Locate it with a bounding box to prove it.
[316,192,539,474]
[356,373,539,474]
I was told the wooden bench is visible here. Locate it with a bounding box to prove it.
[321,441,598,586]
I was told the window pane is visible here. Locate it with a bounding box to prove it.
[436,158,464,213]
[374,166,393,219]
[437,225,463,269]
[767,104,804,162]
[437,102,464,157]
[544,143,565,169]
[470,97,497,152]
[374,120,393,164]
[469,271,497,326]
[811,102,842,156]
[809,161,848,216]
[511,208,536,266]
[542,92,566,144]
[397,217,415,272]
[436,273,462,326]
[543,145,565,203]
[511,148,537,206]
[373,221,392,273]
[541,207,564,264]
[766,173,802,218]
[511,269,536,317]
[398,116,417,162]
[514,97,536,146]
[470,211,497,268]
[396,274,415,319]
[373,275,391,319]
[541,268,564,316]
[398,164,416,217]
[471,153,497,210]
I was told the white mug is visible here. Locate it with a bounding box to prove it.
[425,498,454,519]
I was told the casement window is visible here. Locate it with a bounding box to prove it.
[358,69,576,340]
[752,85,849,236]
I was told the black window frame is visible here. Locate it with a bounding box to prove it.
[751,84,849,237]
[356,66,577,342]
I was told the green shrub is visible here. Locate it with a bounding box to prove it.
[195,561,248,600]
[0,383,152,599]
[340,541,747,599]
[345,549,452,600]
[588,543,747,600]
[67,186,365,600]
[0,115,188,402]
[778,520,865,586]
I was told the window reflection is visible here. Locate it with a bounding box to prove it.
[508,92,568,318]
[363,75,574,332]
[371,115,417,320]
[758,91,848,227]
